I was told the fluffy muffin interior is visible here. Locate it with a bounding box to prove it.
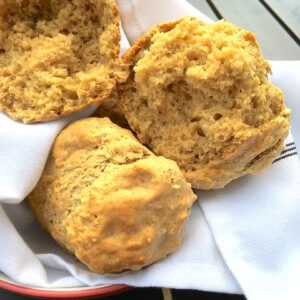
[119,17,290,186]
[0,0,127,122]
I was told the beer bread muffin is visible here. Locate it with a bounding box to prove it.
[27,118,196,274]
[0,0,127,123]
[118,17,291,189]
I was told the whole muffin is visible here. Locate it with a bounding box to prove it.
[118,17,291,189]
[0,0,127,123]
[27,118,196,274]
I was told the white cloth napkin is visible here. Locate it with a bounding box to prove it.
[0,1,299,299]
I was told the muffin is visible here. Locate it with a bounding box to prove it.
[118,17,291,189]
[0,0,127,123]
[27,118,196,274]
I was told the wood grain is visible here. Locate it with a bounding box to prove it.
[263,0,300,39]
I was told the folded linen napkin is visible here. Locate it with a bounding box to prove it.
[0,1,299,299]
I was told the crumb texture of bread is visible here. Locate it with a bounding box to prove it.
[0,0,128,123]
[119,17,291,189]
[27,118,196,273]
[94,95,128,127]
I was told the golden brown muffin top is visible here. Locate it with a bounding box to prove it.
[28,118,196,273]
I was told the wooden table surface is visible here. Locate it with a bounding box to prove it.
[1,1,299,299]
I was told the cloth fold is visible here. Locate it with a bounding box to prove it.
[199,133,300,300]
[0,1,299,299]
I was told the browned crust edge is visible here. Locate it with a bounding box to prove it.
[122,18,190,62]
